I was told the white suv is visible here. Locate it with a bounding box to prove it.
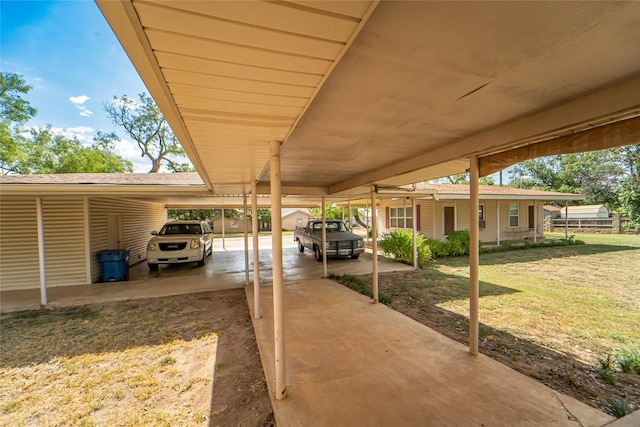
[147,220,213,271]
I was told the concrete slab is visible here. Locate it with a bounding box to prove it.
[246,280,614,427]
[1,237,412,313]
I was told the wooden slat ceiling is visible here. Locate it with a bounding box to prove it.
[97,1,640,198]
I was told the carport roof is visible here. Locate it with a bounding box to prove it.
[95,1,640,197]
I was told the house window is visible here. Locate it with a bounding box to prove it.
[389,207,413,229]
[478,204,485,229]
[509,204,519,227]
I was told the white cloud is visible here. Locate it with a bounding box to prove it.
[69,95,94,117]
[69,95,90,105]
[50,126,95,145]
[113,138,150,172]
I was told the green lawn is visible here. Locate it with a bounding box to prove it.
[432,233,640,359]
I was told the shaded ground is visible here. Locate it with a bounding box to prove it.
[349,269,640,416]
[0,289,274,426]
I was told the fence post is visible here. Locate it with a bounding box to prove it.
[612,214,622,234]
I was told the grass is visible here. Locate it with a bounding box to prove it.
[430,233,640,359]
[0,296,219,426]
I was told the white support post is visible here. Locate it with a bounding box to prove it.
[83,197,92,284]
[244,191,250,285]
[270,140,286,400]
[36,197,48,306]
[412,197,418,270]
[496,200,501,245]
[347,200,352,231]
[533,201,538,243]
[221,208,226,250]
[251,182,261,319]
[366,198,370,244]
[565,201,569,238]
[469,156,480,355]
[321,197,327,278]
[370,185,379,303]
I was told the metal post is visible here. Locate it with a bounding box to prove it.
[347,200,352,231]
[533,201,538,243]
[496,200,500,245]
[322,196,327,278]
[370,185,378,303]
[270,140,286,400]
[221,208,226,250]
[366,198,370,244]
[469,156,480,355]
[251,181,261,319]
[36,197,47,306]
[565,201,569,238]
[412,197,418,270]
[244,191,250,285]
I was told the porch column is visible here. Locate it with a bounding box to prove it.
[321,196,327,278]
[533,201,538,243]
[251,181,261,319]
[496,200,500,245]
[469,155,480,355]
[370,185,379,303]
[36,197,47,306]
[366,198,370,244]
[565,201,569,238]
[347,200,352,230]
[270,140,286,400]
[221,208,226,250]
[243,191,250,285]
[412,197,418,270]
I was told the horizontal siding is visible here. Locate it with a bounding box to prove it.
[43,199,87,287]
[0,197,40,290]
[90,198,166,282]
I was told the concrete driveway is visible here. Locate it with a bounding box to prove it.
[0,236,411,313]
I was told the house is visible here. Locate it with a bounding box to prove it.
[282,209,311,231]
[543,205,563,219]
[373,184,584,243]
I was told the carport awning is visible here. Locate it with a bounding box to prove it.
[97,1,640,196]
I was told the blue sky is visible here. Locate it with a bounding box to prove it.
[2,0,151,171]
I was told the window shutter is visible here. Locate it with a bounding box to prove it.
[416,205,421,231]
[386,207,390,228]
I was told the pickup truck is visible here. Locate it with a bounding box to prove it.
[294,219,365,262]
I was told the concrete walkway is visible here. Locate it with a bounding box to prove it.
[247,280,615,427]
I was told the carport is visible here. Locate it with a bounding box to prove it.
[9,1,640,423]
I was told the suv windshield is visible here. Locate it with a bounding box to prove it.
[159,223,202,235]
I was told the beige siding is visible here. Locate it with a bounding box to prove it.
[90,198,166,282]
[0,197,40,291]
[282,211,311,231]
[43,199,87,287]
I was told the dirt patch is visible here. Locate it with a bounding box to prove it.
[348,271,640,416]
[0,289,274,426]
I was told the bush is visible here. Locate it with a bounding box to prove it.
[446,230,470,256]
[425,239,450,258]
[379,230,433,268]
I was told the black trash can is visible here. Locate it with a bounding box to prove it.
[97,249,130,282]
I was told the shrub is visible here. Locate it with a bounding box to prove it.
[615,347,640,374]
[424,239,450,258]
[446,230,470,256]
[379,230,433,268]
[602,396,633,418]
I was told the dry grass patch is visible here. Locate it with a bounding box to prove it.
[0,289,273,426]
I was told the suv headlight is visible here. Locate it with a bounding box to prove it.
[148,241,157,251]
[190,239,202,249]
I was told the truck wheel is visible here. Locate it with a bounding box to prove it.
[314,245,323,262]
[197,249,207,266]
[298,241,305,253]
[148,263,158,272]
[351,254,360,259]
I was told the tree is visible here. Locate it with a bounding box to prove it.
[14,126,133,174]
[104,93,191,172]
[429,173,495,185]
[309,205,349,220]
[0,72,37,174]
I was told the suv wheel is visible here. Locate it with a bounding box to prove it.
[314,245,323,262]
[197,249,207,266]
[148,263,158,272]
